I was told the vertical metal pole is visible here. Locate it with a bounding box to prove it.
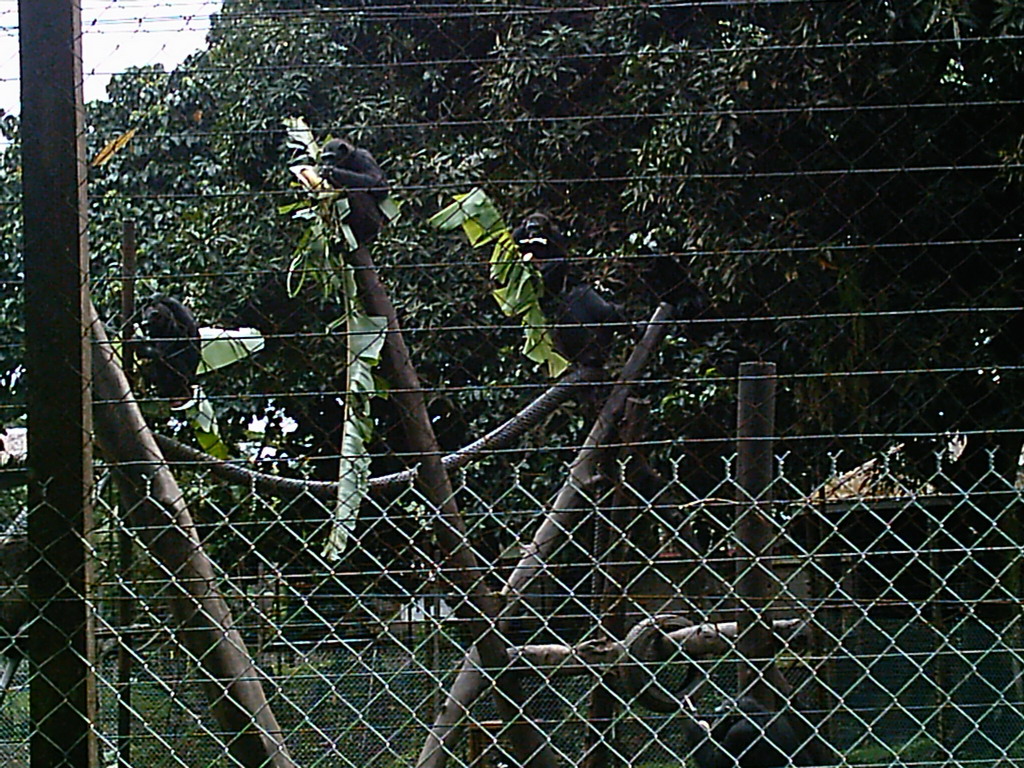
[19,1,97,766]
[735,361,779,707]
[117,221,137,768]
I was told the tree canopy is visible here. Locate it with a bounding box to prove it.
[2,0,1022,521]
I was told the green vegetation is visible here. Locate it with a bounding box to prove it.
[1,0,1019,476]
[1,0,1021,603]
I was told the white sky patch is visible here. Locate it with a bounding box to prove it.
[0,0,223,116]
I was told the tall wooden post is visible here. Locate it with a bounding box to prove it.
[117,221,137,768]
[19,1,97,765]
[735,361,780,708]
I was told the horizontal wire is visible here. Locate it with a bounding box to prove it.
[2,26,1016,84]
[2,157,1020,207]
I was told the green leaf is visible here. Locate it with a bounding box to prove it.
[189,388,218,433]
[334,194,352,221]
[328,196,360,252]
[339,220,359,251]
[490,233,521,283]
[196,327,266,374]
[427,190,473,230]
[492,285,516,317]
[428,187,505,245]
[349,314,388,365]
[286,248,308,297]
[378,196,401,223]
[324,310,387,561]
[430,189,569,377]
[283,116,320,161]
[546,351,570,378]
[180,387,230,459]
[195,428,230,459]
[278,200,312,215]
[325,415,369,559]
[456,187,505,235]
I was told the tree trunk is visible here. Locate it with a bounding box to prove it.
[347,246,556,768]
[419,304,674,768]
[90,308,296,768]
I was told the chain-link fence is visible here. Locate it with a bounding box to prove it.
[2,1,1023,766]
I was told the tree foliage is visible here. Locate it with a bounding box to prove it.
[1,0,1021,540]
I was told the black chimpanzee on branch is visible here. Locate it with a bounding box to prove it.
[511,212,624,368]
[137,296,201,408]
[318,138,390,246]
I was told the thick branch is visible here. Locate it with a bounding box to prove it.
[89,308,296,768]
[150,365,604,501]
[428,616,805,737]
[419,304,674,768]
[510,619,807,676]
[505,304,674,602]
[347,246,556,768]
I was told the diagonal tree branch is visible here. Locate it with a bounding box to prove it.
[418,303,674,768]
[89,305,296,768]
[347,245,557,768]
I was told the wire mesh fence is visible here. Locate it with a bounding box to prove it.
[2,1,1024,766]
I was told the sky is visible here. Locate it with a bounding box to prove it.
[0,0,223,115]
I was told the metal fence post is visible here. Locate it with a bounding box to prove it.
[19,0,97,765]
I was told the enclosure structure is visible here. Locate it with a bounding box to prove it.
[2,1,1023,767]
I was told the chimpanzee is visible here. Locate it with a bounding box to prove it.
[684,696,818,768]
[137,296,201,408]
[319,138,390,245]
[511,212,623,368]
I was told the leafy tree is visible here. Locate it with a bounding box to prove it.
[2,0,1021,558]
